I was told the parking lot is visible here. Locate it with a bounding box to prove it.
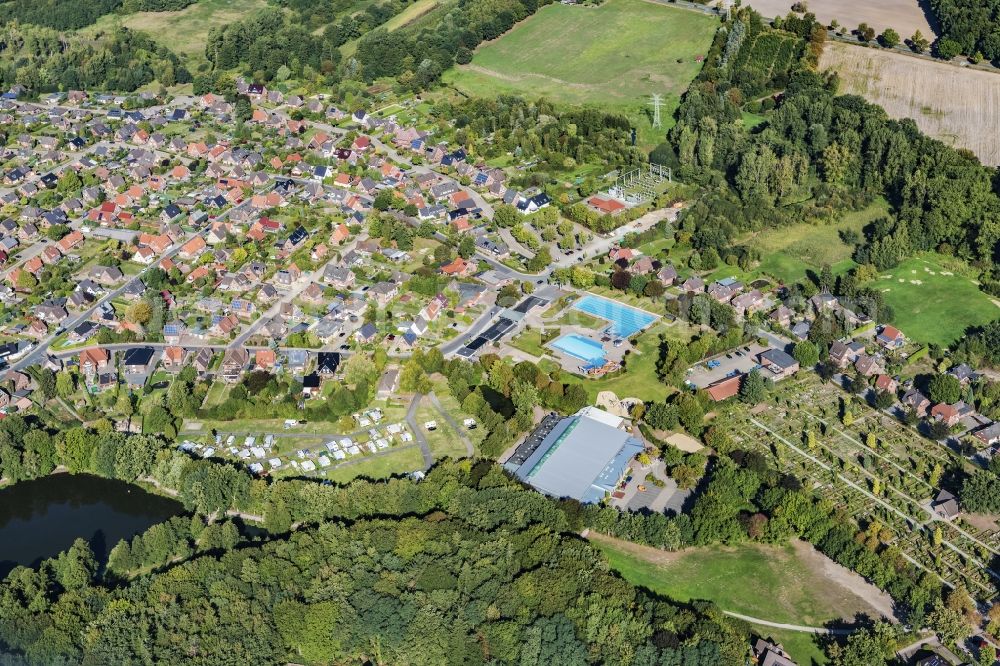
[686,342,770,389]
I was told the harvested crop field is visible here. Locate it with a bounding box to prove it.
[821,41,1000,165]
[732,0,934,37]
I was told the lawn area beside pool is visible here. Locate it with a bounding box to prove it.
[561,321,683,403]
[509,329,550,358]
[871,255,999,347]
[591,534,898,666]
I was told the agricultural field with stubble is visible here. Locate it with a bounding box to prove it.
[821,41,1000,165]
[736,0,933,37]
[442,0,717,147]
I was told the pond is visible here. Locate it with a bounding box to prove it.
[0,473,183,578]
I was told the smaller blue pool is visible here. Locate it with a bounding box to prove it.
[572,294,657,338]
[551,334,607,364]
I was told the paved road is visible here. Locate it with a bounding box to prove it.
[51,341,354,359]
[439,305,503,355]
[405,393,434,468]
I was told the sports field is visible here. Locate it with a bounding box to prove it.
[592,534,898,666]
[871,255,999,347]
[442,0,717,146]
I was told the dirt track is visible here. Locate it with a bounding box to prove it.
[733,0,934,38]
[821,41,1000,165]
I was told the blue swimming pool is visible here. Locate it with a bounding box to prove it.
[572,294,657,338]
[550,334,606,364]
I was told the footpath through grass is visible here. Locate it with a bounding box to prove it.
[592,535,899,666]
[442,0,717,147]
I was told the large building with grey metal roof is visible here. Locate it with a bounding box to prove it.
[506,406,644,504]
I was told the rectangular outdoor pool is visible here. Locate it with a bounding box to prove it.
[572,294,657,338]
[550,334,607,364]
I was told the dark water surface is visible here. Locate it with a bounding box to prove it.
[0,473,183,577]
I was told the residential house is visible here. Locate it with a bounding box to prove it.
[220,348,249,382]
[370,281,398,306]
[323,264,355,289]
[973,422,1000,448]
[212,313,240,337]
[829,340,865,369]
[254,349,277,372]
[123,346,157,387]
[874,374,898,395]
[854,353,883,377]
[757,349,800,380]
[931,402,969,428]
[876,325,905,350]
[949,363,980,386]
[79,347,110,377]
[178,235,207,260]
[680,276,704,293]
[376,367,400,399]
[752,638,797,666]
[730,289,766,318]
[192,348,214,376]
[657,264,678,286]
[90,265,124,286]
[317,352,340,376]
[902,388,931,416]
[769,305,793,329]
[440,256,474,276]
[162,346,186,372]
[355,322,379,344]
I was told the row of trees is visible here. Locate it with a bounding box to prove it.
[355,0,552,88]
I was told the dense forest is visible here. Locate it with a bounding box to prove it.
[0,0,121,30]
[448,96,645,174]
[0,24,190,92]
[928,0,1000,60]
[0,460,748,664]
[668,9,1000,302]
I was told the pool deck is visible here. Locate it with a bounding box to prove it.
[544,323,631,374]
[571,293,660,338]
[502,290,656,376]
